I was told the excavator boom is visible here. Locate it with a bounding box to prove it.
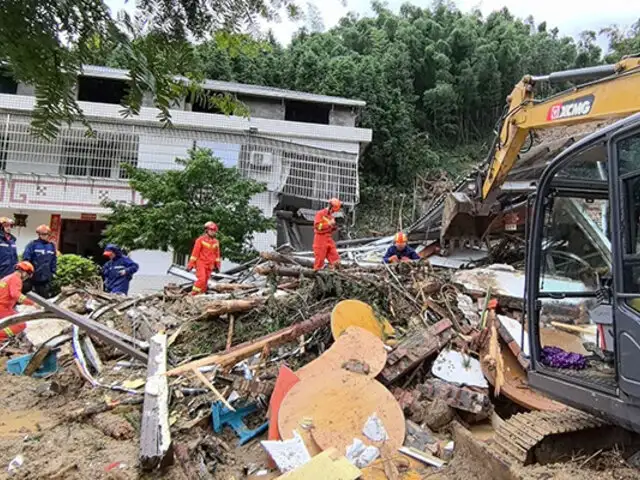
[441,55,640,251]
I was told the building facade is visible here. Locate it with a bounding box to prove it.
[0,66,372,281]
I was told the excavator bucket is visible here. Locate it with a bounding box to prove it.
[440,192,498,253]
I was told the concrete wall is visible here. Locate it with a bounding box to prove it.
[239,96,285,120]
[329,106,357,127]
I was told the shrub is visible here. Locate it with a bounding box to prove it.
[52,254,101,295]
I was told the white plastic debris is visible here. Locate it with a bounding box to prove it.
[363,413,388,442]
[345,438,380,468]
[8,454,24,474]
[261,431,311,473]
[456,293,480,327]
[431,349,488,388]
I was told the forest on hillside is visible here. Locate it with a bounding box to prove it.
[93,3,640,190]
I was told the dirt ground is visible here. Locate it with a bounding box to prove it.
[0,355,639,480]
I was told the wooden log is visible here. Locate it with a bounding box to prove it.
[255,264,317,278]
[140,332,174,471]
[226,315,235,350]
[210,283,257,293]
[202,297,266,318]
[260,251,315,268]
[379,319,454,385]
[166,310,331,376]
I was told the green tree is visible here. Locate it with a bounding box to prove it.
[0,0,300,137]
[103,148,274,262]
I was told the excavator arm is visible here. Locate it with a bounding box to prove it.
[483,56,640,199]
[440,56,640,252]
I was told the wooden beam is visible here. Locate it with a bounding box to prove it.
[166,310,331,376]
[140,332,174,471]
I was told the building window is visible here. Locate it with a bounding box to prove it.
[77,76,129,105]
[61,131,139,179]
[0,74,17,95]
[285,100,330,124]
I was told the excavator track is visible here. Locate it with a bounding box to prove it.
[488,408,610,466]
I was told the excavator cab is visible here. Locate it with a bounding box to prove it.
[525,111,640,434]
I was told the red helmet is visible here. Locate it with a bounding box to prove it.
[328,198,342,212]
[394,232,408,246]
[36,224,51,235]
[204,221,218,232]
[16,261,34,274]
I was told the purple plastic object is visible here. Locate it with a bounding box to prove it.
[540,346,587,370]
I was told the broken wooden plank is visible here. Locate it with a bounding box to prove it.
[140,332,174,471]
[166,310,331,376]
[27,292,147,363]
[379,319,453,385]
[226,314,235,350]
[192,368,236,412]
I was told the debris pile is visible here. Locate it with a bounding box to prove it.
[0,244,636,479]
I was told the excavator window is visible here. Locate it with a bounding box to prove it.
[618,134,640,305]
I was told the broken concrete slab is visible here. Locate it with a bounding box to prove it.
[419,379,491,415]
[431,349,488,389]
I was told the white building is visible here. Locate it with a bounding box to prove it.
[0,66,372,286]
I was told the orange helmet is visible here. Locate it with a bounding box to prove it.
[328,198,341,212]
[0,217,14,225]
[394,232,408,246]
[36,224,51,235]
[204,221,218,232]
[16,261,34,274]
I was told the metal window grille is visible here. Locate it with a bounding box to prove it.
[0,113,360,206]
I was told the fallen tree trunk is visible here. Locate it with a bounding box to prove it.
[166,310,331,376]
[200,297,266,319]
[254,264,318,278]
[210,283,258,293]
[260,251,315,268]
[140,332,174,471]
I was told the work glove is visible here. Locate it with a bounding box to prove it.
[388,255,399,263]
[186,263,194,272]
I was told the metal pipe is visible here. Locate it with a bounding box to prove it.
[531,64,617,84]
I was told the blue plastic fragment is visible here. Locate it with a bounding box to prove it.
[6,350,58,378]
[211,400,269,446]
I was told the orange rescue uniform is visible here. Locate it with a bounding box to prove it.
[0,272,34,341]
[188,235,222,295]
[313,207,339,270]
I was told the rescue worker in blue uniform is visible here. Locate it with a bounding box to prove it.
[22,225,57,298]
[101,244,139,295]
[383,232,421,264]
[0,217,18,278]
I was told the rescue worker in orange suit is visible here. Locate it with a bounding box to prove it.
[187,221,222,295]
[0,261,36,341]
[313,198,341,271]
[383,232,420,263]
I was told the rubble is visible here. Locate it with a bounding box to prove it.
[0,240,623,479]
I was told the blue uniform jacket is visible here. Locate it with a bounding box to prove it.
[0,233,18,278]
[383,244,420,263]
[23,238,57,284]
[102,245,139,295]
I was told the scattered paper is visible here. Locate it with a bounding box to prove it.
[363,413,388,442]
[457,293,480,327]
[431,349,488,388]
[345,438,380,468]
[261,431,311,473]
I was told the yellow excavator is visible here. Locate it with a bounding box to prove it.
[440,55,640,251]
[437,55,640,467]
